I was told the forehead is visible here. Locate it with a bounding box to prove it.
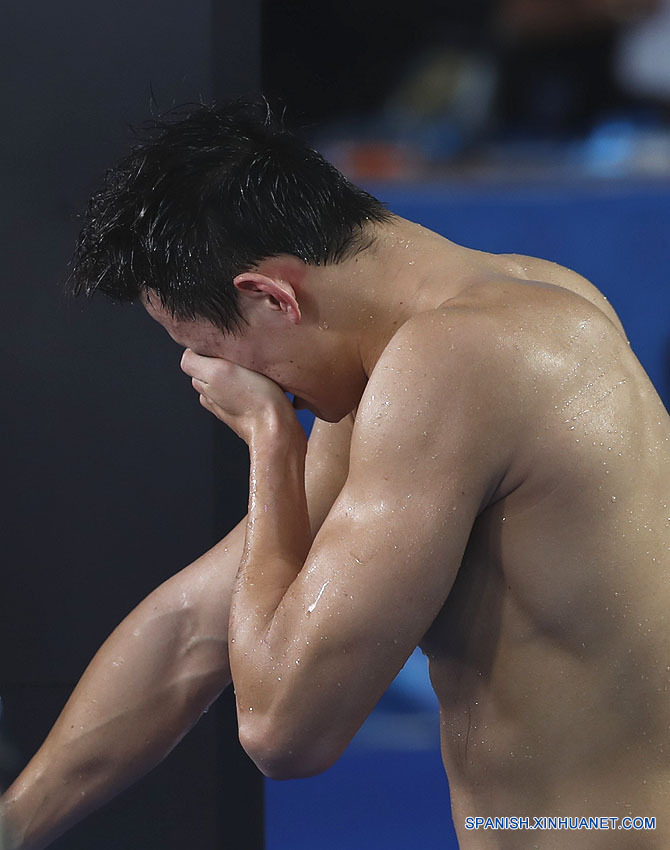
[141,291,227,354]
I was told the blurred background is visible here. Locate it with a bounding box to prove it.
[2,1,668,849]
[266,0,670,184]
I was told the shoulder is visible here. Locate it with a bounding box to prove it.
[369,278,627,397]
[363,303,516,415]
[506,253,629,341]
[350,305,519,506]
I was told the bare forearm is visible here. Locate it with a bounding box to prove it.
[1,524,243,850]
[230,425,310,719]
[242,429,310,610]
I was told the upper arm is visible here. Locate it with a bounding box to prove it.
[262,314,512,768]
[304,412,354,535]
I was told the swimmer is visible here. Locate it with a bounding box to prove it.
[1,100,668,850]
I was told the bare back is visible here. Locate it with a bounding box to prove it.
[420,254,669,847]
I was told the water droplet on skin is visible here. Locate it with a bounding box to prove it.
[307,580,330,614]
[611,496,617,502]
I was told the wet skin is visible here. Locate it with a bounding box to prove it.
[109,222,670,848]
[417,260,669,849]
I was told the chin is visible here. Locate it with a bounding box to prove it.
[294,393,357,423]
[315,403,356,424]
[316,412,342,423]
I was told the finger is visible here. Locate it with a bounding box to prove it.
[180,348,215,378]
[199,393,214,412]
[180,348,196,376]
[181,348,235,385]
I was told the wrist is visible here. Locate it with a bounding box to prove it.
[249,407,307,456]
[1,790,32,850]
[245,410,310,567]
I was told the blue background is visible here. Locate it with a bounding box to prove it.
[267,179,669,850]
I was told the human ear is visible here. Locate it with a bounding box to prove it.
[233,272,301,324]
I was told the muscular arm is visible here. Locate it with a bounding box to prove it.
[0,414,352,850]
[220,316,506,779]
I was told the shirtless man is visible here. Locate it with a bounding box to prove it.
[1,101,668,850]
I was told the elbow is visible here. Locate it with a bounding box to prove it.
[238,714,341,780]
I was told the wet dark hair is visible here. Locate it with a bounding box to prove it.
[67,99,393,333]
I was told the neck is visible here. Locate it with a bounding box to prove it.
[313,216,476,379]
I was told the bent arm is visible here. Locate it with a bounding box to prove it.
[1,413,352,850]
[0,521,242,850]
[229,319,506,778]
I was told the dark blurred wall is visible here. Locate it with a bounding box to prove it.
[1,2,262,848]
[262,0,494,128]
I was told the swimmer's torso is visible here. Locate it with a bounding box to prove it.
[414,254,670,848]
